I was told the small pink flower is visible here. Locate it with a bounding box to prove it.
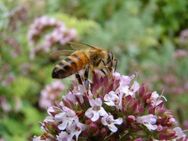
[104,91,120,107]
[149,91,166,107]
[55,106,78,130]
[174,127,186,139]
[66,121,86,141]
[116,73,140,98]
[119,75,132,87]
[136,114,158,131]
[101,114,123,133]
[119,81,140,97]
[85,98,107,122]
[63,91,77,104]
[71,84,86,103]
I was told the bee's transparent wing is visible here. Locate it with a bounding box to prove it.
[50,42,95,59]
[50,50,74,59]
[68,42,95,50]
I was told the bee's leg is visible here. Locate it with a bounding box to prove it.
[75,73,83,85]
[83,65,90,89]
[114,58,118,71]
[100,68,108,76]
[97,60,107,76]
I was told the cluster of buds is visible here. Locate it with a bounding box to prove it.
[28,16,77,58]
[34,71,187,141]
[39,81,65,109]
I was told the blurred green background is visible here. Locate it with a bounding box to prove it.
[0,0,188,140]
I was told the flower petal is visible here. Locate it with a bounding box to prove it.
[108,124,118,133]
[55,112,65,121]
[58,121,68,130]
[99,107,108,117]
[114,118,123,125]
[91,111,100,122]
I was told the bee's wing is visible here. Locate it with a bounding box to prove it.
[68,42,95,50]
[50,50,74,59]
[50,42,95,59]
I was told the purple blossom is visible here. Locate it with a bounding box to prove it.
[101,114,123,133]
[149,91,166,107]
[104,91,120,107]
[55,106,78,130]
[28,16,77,59]
[85,98,107,122]
[34,71,187,140]
[65,121,86,141]
[136,114,158,131]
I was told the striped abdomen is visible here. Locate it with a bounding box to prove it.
[52,51,89,79]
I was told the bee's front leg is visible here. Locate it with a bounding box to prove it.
[99,60,111,76]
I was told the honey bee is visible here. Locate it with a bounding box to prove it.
[51,42,117,80]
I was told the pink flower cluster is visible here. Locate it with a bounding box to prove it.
[0,96,11,112]
[34,71,187,141]
[28,16,77,58]
[179,29,188,45]
[39,81,65,109]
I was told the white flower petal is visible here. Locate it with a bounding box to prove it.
[120,75,131,86]
[101,116,108,126]
[104,91,119,107]
[144,123,157,131]
[114,118,123,125]
[91,111,100,122]
[85,108,93,119]
[58,121,68,130]
[47,106,55,114]
[131,81,140,93]
[99,107,108,117]
[95,98,102,106]
[55,112,65,121]
[108,124,118,133]
[104,101,115,106]
[136,114,157,131]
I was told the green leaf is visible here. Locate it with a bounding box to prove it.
[50,13,99,36]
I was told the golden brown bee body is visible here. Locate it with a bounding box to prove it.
[52,42,116,79]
